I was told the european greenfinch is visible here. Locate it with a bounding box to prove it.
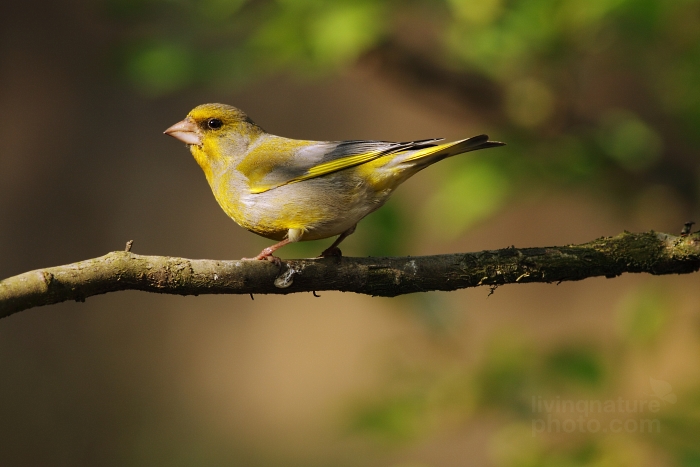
[164,103,504,260]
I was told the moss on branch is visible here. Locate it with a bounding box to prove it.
[1,231,699,319]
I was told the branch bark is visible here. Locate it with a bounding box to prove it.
[2,230,699,319]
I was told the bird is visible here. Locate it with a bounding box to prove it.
[164,103,505,261]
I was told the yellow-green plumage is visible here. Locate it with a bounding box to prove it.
[165,103,504,259]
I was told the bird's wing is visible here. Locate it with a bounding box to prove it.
[241,137,443,194]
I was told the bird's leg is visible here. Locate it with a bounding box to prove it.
[320,225,357,258]
[243,238,290,265]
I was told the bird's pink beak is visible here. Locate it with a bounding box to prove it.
[164,117,202,146]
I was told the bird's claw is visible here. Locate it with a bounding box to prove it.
[263,255,283,267]
[242,252,283,267]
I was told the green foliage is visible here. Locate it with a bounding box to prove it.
[544,346,605,390]
[346,328,700,465]
[354,202,406,257]
[596,110,663,172]
[127,42,195,95]
[475,334,536,413]
[423,159,511,239]
[616,283,670,344]
[248,0,386,71]
[108,0,388,94]
[351,391,431,442]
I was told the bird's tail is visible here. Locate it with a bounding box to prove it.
[398,134,505,169]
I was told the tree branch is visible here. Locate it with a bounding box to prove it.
[2,230,699,319]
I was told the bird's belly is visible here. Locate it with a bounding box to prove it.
[233,173,388,241]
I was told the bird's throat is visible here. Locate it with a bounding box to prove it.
[189,144,216,183]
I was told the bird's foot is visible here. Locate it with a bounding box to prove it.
[241,255,283,267]
[319,246,343,258]
[242,248,283,267]
[263,255,283,267]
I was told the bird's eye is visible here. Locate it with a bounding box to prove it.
[207,118,223,130]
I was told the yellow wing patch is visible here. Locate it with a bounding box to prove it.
[247,149,386,194]
[290,150,385,181]
[242,137,451,194]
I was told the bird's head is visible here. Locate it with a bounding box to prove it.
[164,103,264,173]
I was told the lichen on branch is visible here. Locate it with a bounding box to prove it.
[1,231,699,319]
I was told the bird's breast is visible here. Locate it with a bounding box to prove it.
[211,169,392,241]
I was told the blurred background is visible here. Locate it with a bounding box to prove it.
[2,0,700,465]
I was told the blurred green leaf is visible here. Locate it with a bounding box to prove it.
[354,201,405,256]
[504,78,555,128]
[308,3,384,67]
[475,334,535,412]
[422,160,510,240]
[680,452,700,467]
[248,0,385,73]
[616,284,670,344]
[597,110,663,172]
[488,422,543,467]
[127,42,194,95]
[446,0,503,25]
[544,346,606,390]
[544,135,601,183]
[351,391,430,442]
[196,0,247,22]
